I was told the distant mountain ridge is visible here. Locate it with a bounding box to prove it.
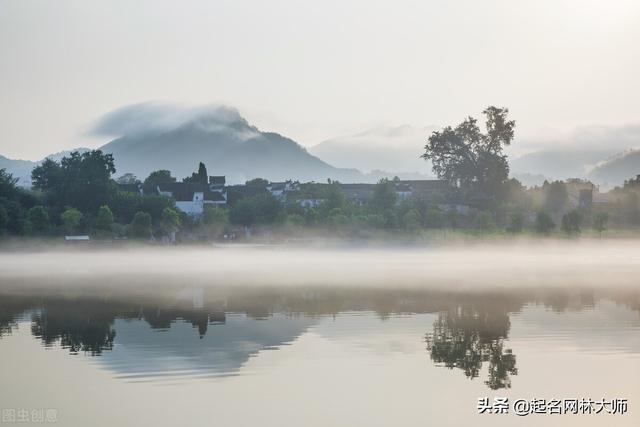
[3,104,639,187]
[588,149,640,186]
[309,124,436,175]
[0,148,90,186]
[98,111,363,183]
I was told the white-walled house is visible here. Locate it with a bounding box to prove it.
[267,180,299,200]
[157,176,227,217]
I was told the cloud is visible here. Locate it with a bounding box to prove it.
[89,102,255,138]
[512,123,640,156]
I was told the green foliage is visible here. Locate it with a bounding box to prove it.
[115,173,140,185]
[31,150,116,213]
[323,183,346,211]
[245,178,269,190]
[543,181,568,213]
[424,208,444,228]
[61,208,83,235]
[95,205,114,231]
[229,198,257,227]
[446,208,460,229]
[371,179,397,212]
[109,191,143,224]
[0,168,19,196]
[0,169,40,235]
[474,211,495,231]
[140,194,175,223]
[592,213,609,235]
[160,207,181,235]
[561,209,582,235]
[535,211,555,234]
[0,206,8,235]
[506,212,524,233]
[402,209,422,230]
[28,205,49,233]
[142,170,176,194]
[422,106,514,199]
[106,191,174,225]
[130,211,152,239]
[286,214,305,226]
[229,193,283,227]
[203,205,229,226]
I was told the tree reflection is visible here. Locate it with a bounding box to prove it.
[425,303,518,389]
[0,283,632,387]
[31,301,119,355]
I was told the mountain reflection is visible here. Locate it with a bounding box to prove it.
[0,282,639,386]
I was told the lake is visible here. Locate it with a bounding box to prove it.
[0,242,639,426]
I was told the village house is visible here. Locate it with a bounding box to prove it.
[338,179,453,206]
[266,180,300,201]
[157,175,227,217]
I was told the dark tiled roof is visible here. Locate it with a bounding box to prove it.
[269,182,287,191]
[158,183,206,202]
[209,176,226,185]
[400,180,449,191]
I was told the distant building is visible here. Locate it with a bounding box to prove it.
[399,180,450,201]
[157,177,227,217]
[565,179,597,210]
[339,179,452,205]
[340,183,376,205]
[64,235,90,243]
[267,180,299,200]
[298,198,324,208]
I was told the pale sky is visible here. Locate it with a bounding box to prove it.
[1,0,640,160]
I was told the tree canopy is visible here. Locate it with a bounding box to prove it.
[31,150,116,213]
[422,106,515,200]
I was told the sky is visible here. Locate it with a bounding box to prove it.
[1,0,640,160]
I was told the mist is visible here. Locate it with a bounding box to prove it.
[2,240,639,291]
[90,102,255,139]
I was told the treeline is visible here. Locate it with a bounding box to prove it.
[223,177,637,237]
[0,151,180,240]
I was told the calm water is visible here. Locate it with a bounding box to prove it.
[1,245,639,426]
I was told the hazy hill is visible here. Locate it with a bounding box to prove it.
[96,105,363,183]
[309,125,436,176]
[0,149,89,187]
[0,155,34,186]
[509,149,614,182]
[588,150,640,186]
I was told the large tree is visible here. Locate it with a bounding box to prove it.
[31,150,116,213]
[422,106,515,200]
[183,162,208,184]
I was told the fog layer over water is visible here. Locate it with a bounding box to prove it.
[1,240,639,290]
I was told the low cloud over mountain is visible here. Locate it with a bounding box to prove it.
[91,103,363,183]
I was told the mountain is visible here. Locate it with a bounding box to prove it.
[96,105,363,183]
[309,125,436,176]
[0,155,35,186]
[0,148,89,187]
[588,150,640,187]
[509,149,615,182]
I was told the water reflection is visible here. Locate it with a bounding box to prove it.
[425,305,517,389]
[1,282,639,387]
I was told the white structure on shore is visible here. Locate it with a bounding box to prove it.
[158,176,227,217]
